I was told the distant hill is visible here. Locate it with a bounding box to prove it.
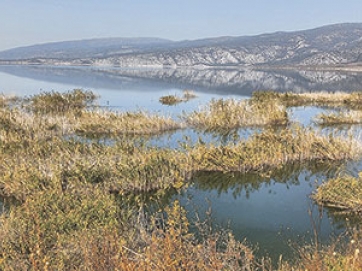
[1,23,362,67]
[0,37,173,59]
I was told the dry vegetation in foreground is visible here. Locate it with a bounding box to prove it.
[1,89,362,270]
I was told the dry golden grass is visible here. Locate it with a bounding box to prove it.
[76,110,182,137]
[285,231,362,271]
[159,94,184,105]
[0,198,256,271]
[253,90,362,109]
[185,97,288,131]
[159,90,197,106]
[187,126,361,174]
[24,88,98,114]
[313,173,362,214]
[314,110,362,126]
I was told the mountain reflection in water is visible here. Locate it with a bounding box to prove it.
[1,65,362,96]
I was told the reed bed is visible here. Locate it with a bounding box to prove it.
[188,126,361,174]
[253,90,362,109]
[184,97,288,131]
[314,110,362,126]
[76,110,182,137]
[0,198,256,271]
[0,140,188,201]
[23,88,98,114]
[313,173,362,214]
[1,90,183,140]
[0,94,19,108]
[295,91,362,109]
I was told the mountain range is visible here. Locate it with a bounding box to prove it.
[1,23,362,68]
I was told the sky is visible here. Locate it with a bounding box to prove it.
[1,0,361,51]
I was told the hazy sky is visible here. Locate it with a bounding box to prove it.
[1,0,361,51]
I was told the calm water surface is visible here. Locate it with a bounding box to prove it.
[1,65,362,261]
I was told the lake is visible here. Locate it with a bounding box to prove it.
[1,64,362,261]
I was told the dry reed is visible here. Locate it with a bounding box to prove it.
[185,97,288,131]
[313,173,362,214]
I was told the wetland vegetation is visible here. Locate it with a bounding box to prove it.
[159,90,197,106]
[0,89,362,270]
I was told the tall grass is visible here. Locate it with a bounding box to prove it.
[0,198,255,271]
[76,110,182,137]
[187,125,361,174]
[314,110,362,126]
[24,89,98,114]
[252,90,362,109]
[185,97,288,132]
[313,173,362,214]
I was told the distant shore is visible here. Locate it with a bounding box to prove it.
[1,59,362,73]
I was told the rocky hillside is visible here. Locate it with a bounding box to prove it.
[1,23,362,67]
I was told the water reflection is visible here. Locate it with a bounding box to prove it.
[176,162,349,261]
[1,65,362,97]
[192,162,340,199]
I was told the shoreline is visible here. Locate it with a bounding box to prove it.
[1,60,362,73]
